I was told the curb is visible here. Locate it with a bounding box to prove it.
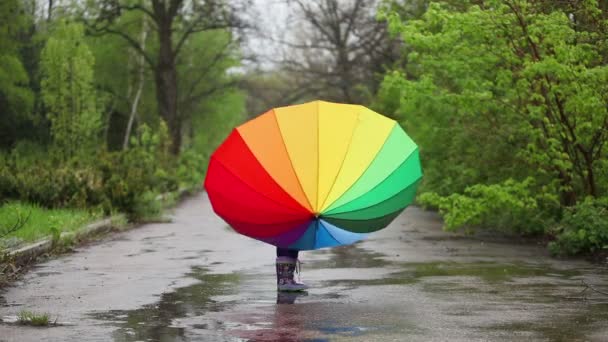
[3,187,195,267]
[6,217,116,266]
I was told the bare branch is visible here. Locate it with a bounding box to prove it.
[0,211,31,239]
[180,40,234,102]
[182,79,241,110]
[83,19,156,68]
[280,0,396,103]
[173,6,246,59]
[120,3,157,22]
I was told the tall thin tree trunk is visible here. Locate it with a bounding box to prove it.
[104,99,115,146]
[582,151,597,198]
[155,19,180,155]
[123,16,148,150]
[559,171,577,206]
[47,0,53,22]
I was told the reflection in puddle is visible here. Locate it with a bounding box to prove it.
[277,291,308,305]
[310,244,391,269]
[90,267,241,341]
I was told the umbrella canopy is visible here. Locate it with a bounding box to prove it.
[204,100,422,250]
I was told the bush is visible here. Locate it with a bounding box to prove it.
[13,162,104,208]
[0,124,181,220]
[419,178,554,235]
[97,124,178,219]
[549,197,608,256]
[176,148,208,191]
[0,152,17,200]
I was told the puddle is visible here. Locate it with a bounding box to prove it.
[34,271,63,278]
[90,267,241,341]
[485,302,608,342]
[309,245,391,269]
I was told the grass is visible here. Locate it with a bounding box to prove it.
[17,310,52,326]
[0,201,102,245]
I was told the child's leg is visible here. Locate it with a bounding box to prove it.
[275,247,307,291]
[276,247,299,259]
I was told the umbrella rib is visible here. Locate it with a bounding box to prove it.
[316,100,320,213]
[323,210,405,234]
[324,122,400,211]
[237,110,314,213]
[318,219,355,246]
[330,149,420,213]
[224,217,313,241]
[208,189,310,224]
[272,109,315,213]
[286,220,318,250]
[324,176,422,217]
[313,220,320,249]
[317,105,362,212]
[209,156,311,215]
[221,215,311,227]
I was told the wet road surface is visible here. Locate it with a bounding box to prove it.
[1,193,607,341]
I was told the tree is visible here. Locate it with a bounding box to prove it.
[241,69,319,118]
[280,0,400,104]
[40,21,101,159]
[379,0,608,206]
[0,0,34,148]
[123,14,149,150]
[85,0,248,154]
[176,29,242,145]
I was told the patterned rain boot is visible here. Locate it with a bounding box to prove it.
[276,256,309,292]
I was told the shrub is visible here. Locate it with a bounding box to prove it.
[549,197,608,256]
[0,152,17,200]
[0,122,206,221]
[176,148,208,191]
[97,124,178,219]
[0,124,179,219]
[419,178,553,235]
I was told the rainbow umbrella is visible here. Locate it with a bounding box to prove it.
[204,100,422,250]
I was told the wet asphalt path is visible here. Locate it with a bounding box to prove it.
[1,193,607,341]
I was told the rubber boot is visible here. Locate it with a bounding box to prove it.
[276,256,309,292]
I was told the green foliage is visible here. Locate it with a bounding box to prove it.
[381,0,607,198]
[180,87,245,191]
[7,157,104,209]
[40,21,101,159]
[178,30,241,119]
[190,89,245,152]
[97,122,177,219]
[0,201,100,245]
[176,149,208,191]
[86,11,158,151]
[0,0,34,147]
[419,178,551,235]
[0,0,244,241]
[549,197,608,255]
[0,123,178,221]
[378,0,608,255]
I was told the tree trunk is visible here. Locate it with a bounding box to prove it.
[582,151,597,198]
[123,16,148,150]
[558,171,577,207]
[48,0,53,21]
[155,19,181,155]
